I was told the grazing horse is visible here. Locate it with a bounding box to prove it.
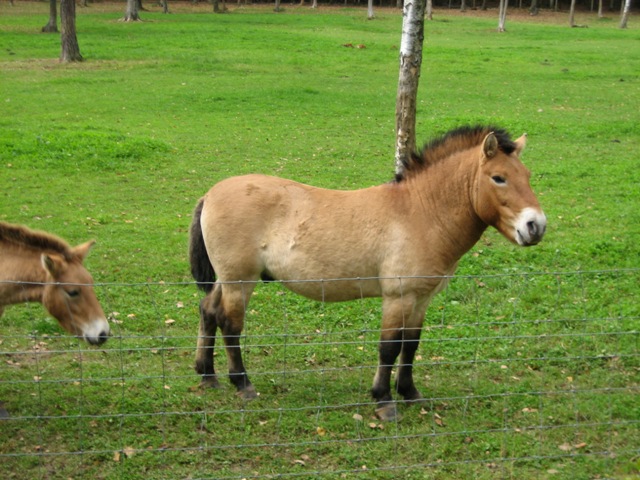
[0,222,110,345]
[189,125,546,420]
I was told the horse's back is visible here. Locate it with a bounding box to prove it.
[200,174,395,299]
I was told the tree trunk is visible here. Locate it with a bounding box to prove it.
[161,0,169,13]
[497,0,508,32]
[60,0,83,62]
[597,0,603,17]
[529,0,539,15]
[42,0,58,33]
[367,0,374,18]
[619,0,631,27]
[569,0,577,26]
[426,0,433,19]
[394,0,426,176]
[122,0,141,21]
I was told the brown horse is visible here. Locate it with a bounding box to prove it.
[0,222,110,345]
[189,125,546,420]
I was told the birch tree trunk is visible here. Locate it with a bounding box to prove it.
[426,0,433,20]
[60,0,83,62]
[619,0,631,28]
[497,0,508,32]
[368,0,374,19]
[597,0,603,18]
[394,0,426,176]
[42,0,58,33]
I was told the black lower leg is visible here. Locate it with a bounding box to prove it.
[371,334,403,403]
[195,299,219,387]
[395,328,422,401]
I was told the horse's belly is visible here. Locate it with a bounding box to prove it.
[279,276,382,302]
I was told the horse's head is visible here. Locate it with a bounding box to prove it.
[40,240,110,345]
[475,132,546,246]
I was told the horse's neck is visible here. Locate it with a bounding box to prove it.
[408,156,486,258]
[0,242,47,307]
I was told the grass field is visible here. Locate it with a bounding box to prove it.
[0,3,639,479]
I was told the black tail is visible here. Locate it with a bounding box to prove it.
[189,198,215,293]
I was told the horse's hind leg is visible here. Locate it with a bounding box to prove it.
[195,287,221,389]
[218,282,258,401]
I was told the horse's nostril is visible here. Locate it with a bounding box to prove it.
[527,221,537,237]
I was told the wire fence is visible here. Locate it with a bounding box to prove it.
[1,269,638,479]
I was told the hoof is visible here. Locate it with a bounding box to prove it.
[200,375,221,389]
[237,385,259,401]
[375,402,401,422]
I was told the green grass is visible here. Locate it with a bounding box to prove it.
[0,3,639,479]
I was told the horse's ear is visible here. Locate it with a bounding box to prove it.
[514,133,527,156]
[42,254,63,278]
[72,240,96,262]
[482,132,499,162]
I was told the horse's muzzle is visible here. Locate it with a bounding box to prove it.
[515,208,547,246]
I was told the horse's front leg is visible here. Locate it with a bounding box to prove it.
[372,296,428,421]
[395,325,424,402]
[371,327,403,421]
[195,291,220,389]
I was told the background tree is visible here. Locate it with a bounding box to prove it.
[42,0,58,33]
[394,0,426,175]
[497,0,508,31]
[368,0,374,19]
[620,0,631,27]
[60,0,82,62]
[569,0,577,26]
[122,0,141,21]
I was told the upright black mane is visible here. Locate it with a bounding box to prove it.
[395,125,516,182]
[0,222,74,261]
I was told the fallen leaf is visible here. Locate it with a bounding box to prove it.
[176,302,184,308]
[316,426,326,436]
[574,442,587,449]
[165,319,176,325]
[558,443,573,452]
[113,451,121,462]
[123,446,136,458]
[352,413,363,422]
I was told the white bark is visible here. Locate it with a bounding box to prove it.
[368,0,374,19]
[620,0,631,28]
[498,0,508,32]
[395,0,427,176]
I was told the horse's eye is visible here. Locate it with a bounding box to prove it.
[66,289,80,298]
[491,175,506,185]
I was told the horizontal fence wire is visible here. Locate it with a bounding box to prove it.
[1,269,638,479]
